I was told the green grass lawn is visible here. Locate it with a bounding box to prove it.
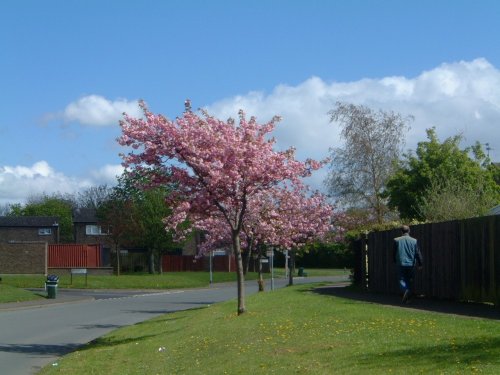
[1,272,244,290]
[1,268,348,290]
[40,283,499,375]
[272,267,350,278]
[0,283,44,303]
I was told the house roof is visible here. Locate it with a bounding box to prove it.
[0,216,60,227]
[72,208,98,223]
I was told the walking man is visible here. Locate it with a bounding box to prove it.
[393,225,423,303]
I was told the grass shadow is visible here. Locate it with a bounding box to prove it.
[354,336,500,372]
[313,285,500,320]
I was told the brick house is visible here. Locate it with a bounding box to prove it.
[72,208,111,266]
[0,216,60,243]
[0,211,229,273]
[72,208,109,244]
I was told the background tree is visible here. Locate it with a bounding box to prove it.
[97,174,177,275]
[0,203,14,216]
[488,163,500,186]
[418,174,498,221]
[9,193,75,242]
[97,194,135,276]
[132,187,176,274]
[386,128,500,221]
[77,185,113,209]
[326,102,412,224]
[119,100,324,314]
[269,187,332,286]
[297,241,354,269]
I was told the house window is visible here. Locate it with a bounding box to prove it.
[38,228,52,235]
[86,225,105,235]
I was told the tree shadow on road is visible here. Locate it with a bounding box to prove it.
[77,323,124,330]
[124,305,210,315]
[0,343,81,356]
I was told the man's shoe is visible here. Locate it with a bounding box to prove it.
[402,289,410,303]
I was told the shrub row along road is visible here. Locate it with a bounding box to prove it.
[0,275,347,375]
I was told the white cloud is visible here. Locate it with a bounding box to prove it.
[89,164,124,185]
[0,161,87,204]
[0,161,121,205]
[206,58,500,192]
[58,95,142,126]
[5,58,499,204]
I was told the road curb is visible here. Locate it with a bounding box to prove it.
[0,296,95,312]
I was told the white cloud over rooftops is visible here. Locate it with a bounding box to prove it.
[0,161,121,205]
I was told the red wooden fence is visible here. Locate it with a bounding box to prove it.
[48,244,102,268]
[162,255,204,272]
[162,255,236,272]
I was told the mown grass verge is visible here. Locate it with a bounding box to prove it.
[1,272,247,290]
[0,283,44,303]
[40,283,500,374]
[1,268,349,290]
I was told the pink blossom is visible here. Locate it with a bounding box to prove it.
[118,101,333,314]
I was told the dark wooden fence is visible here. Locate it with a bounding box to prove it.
[353,215,500,305]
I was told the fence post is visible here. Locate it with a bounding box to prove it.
[363,232,369,291]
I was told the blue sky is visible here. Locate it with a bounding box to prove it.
[1,0,500,205]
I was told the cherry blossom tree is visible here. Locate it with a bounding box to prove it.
[195,185,333,290]
[118,100,324,314]
[266,186,333,285]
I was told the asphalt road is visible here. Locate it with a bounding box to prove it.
[0,275,347,375]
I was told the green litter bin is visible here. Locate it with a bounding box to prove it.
[46,275,59,299]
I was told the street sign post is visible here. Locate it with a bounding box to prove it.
[266,249,274,290]
[70,268,88,286]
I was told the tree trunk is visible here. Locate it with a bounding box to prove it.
[243,248,251,275]
[257,247,265,292]
[288,250,295,286]
[232,231,246,315]
[243,237,254,275]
